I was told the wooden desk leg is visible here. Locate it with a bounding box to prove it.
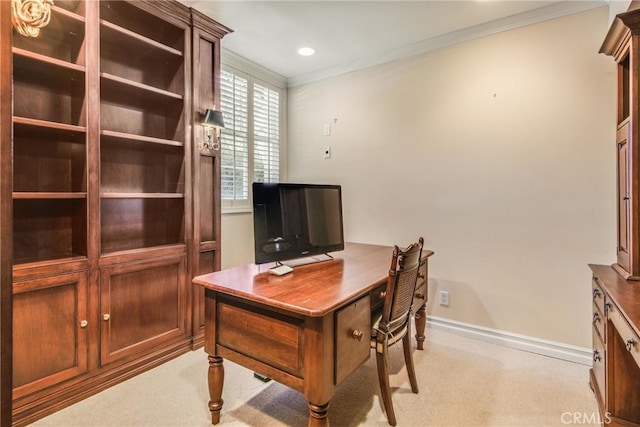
[308,401,330,427]
[208,355,224,425]
[415,305,426,350]
[309,402,329,427]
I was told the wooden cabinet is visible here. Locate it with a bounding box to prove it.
[602,11,640,280]
[590,9,640,424]
[3,1,231,425]
[99,254,187,366]
[12,271,89,400]
[616,122,631,274]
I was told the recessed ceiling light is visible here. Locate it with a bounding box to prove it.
[298,47,315,56]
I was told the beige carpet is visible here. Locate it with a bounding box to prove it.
[30,328,599,427]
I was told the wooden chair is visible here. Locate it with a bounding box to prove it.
[371,237,424,426]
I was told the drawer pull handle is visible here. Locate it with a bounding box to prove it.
[593,313,600,324]
[418,273,425,280]
[415,293,425,300]
[80,320,88,328]
[626,339,636,352]
[593,350,601,362]
[592,288,601,299]
[379,291,386,299]
[102,313,110,321]
[352,330,364,341]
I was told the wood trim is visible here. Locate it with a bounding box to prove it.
[601,17,631,57]
[136,0,191,27]
[85,0,101,375]
[191,8,233,39]
[0,1,12,424]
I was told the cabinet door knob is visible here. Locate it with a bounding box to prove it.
[102,313,110,321]
[626,339,636,352]
[593,350,601,362]
[80,320,88,328]
[352,330,364,341]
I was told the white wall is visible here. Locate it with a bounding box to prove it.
[285,6,616,348]
[221,212,254,269]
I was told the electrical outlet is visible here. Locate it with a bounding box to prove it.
[439,290,449,306]
[324,146,331,159]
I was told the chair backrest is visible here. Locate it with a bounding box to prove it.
[379,237,424,334]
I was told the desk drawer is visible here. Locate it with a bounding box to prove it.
[410,259,427,312]
[592,277,605,318]
[217,301,303,377]
[593,302,605,342]
[608,302,640,369]
[413,281,427,312]
[592,326,605,402]
[371,284,386,311]
[335,294,371,385]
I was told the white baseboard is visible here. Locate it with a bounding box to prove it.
[426,315,593,366]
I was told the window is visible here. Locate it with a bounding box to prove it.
[220,67,282,210]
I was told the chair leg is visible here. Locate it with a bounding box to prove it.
[375,342,397,426]
[403,324,419,394]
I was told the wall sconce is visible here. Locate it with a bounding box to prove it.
[201,109,225,151]
[12,0,54,38]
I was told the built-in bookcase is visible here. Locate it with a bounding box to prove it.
[5,1,231,425]
[12,0,87,267]
[99,0,186,256]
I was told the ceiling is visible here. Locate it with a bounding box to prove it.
[178,1,607,86]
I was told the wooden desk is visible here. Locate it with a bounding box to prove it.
[193,242,434,426]
[589,265,640,426]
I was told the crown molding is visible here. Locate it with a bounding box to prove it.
[221,48,288,89]
[286,0,607,88]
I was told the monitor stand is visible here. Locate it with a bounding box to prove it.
[282,253,334,268]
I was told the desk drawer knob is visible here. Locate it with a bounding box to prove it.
[592,288,601,299]
[415,293,425,300]
[102,313,110,321]
[593,350,601,362]
[379,291,386,299]
[80,320,88,328]
[626,339,636,352]
[352,330,364,341]
[592,313,600,324]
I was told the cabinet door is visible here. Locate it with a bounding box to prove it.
[99,254,186,366]
[617,123,631,272]
[12,272,89,399]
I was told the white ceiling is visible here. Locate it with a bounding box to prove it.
[179,1,607,86]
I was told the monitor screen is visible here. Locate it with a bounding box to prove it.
[252,182,345,264]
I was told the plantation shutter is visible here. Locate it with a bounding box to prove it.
[253,83,279,183]
[220,70,249,202]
